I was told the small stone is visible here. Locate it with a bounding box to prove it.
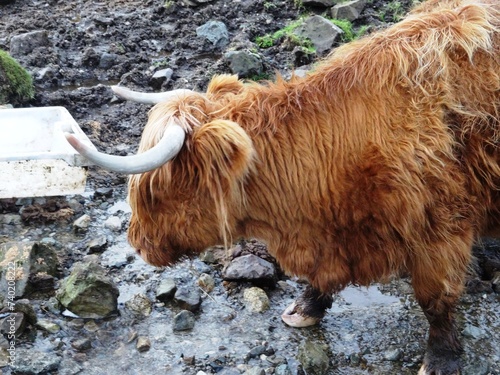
[99,52,119,69]
[462,360,491,375]
[174,287,202,312]
[36,318,61,334]
[86,235,108,254]
[462,324,486,339]
[275,364,292,375]
[71,338,92,352]
[197,273,215,293]
[384,348,403,361]
[224,51,263,79]
[173,310,195,331]
[104,216,122,232]
[84,320,99,332]
[223,254,276,284]
[492,271,500,293]
[12,299,37,324]
[94,188,113,198]
[243,287,270,313]
[150,68,173,89]
[10,348,61,374]
[244,368,265,375]
[199,251,216,264]
[10,30,50,57]
[73,214,91,231]
[136,336,151,352]
[196,20,229,47]
[125,294,153,317]
[297,340,330,375]
[246,345,267,360]
[156,278,177,302]
[331,0,366,22]
[0,312,26,338]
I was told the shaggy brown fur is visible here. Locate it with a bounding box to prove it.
[127,1,499,373]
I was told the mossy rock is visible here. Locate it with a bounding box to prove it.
[0,49,34,105]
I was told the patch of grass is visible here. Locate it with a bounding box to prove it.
[330,19,370,43]
[379,0,406,23]
[248,72,271,82]
[331,19,355,42]
[0,49,34,104]
[255,18,314,51]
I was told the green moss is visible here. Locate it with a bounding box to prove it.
[255,18,314,51]
[331,19,355,42]
[0,49,35,104]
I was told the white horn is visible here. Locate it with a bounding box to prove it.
[65,123,186,174]
[111,85,193,104]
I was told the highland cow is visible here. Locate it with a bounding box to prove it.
[66,0,500,373]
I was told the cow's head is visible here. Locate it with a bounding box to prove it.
[66,77,255,266]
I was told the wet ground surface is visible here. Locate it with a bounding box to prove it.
[1,0,500,374]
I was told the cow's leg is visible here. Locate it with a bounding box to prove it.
[412,240,470,375]
[281,284,333,327]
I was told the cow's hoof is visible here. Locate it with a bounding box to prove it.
[281,301,321,327]
[418,364,460,375]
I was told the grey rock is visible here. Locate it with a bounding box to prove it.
[223,254,276,283]
[196,21,229,48]
[94,187,113,198]
[73,214,91,231]
[462,360,491,375]
[0,312,26,338]
[86,235,108,254]
[246,344,267,360]
[492,271,500,293]
[156,278,177,302]
[243,287,270,313]
[9,348,61,374]
[331,0,367,22]
[71,337,92,351]
[384,347,403,361]
[275,364,292,375]
[302,0,337,6]
[462,324,487,339]
[104,215,122,232]
[10,30,50,56]
[99,52,119,69]
[199,250,216,264]
[297,340,330,375]
[137,336,151,352]
[150,68,173,89]
[125,293,153,317]
[174,286,202,312]
[244,368,265,375]
[58,358,83,375]
[56,260,119,319]
[224,50,263,78]
[294,15,343,55]
[173,310,195,331]
[36,318,61,334]
[181,0,214,5]
[12,299,37,324]
[0,241,60,298]
[197,273,215,293]
[1,213,21,225]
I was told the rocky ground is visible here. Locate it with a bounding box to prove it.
[1,0,500,374]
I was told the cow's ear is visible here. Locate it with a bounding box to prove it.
[189,120,254,190]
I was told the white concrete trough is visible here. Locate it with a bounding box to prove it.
[0,106,95,199]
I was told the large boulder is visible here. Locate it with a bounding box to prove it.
[56,259,119,318]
